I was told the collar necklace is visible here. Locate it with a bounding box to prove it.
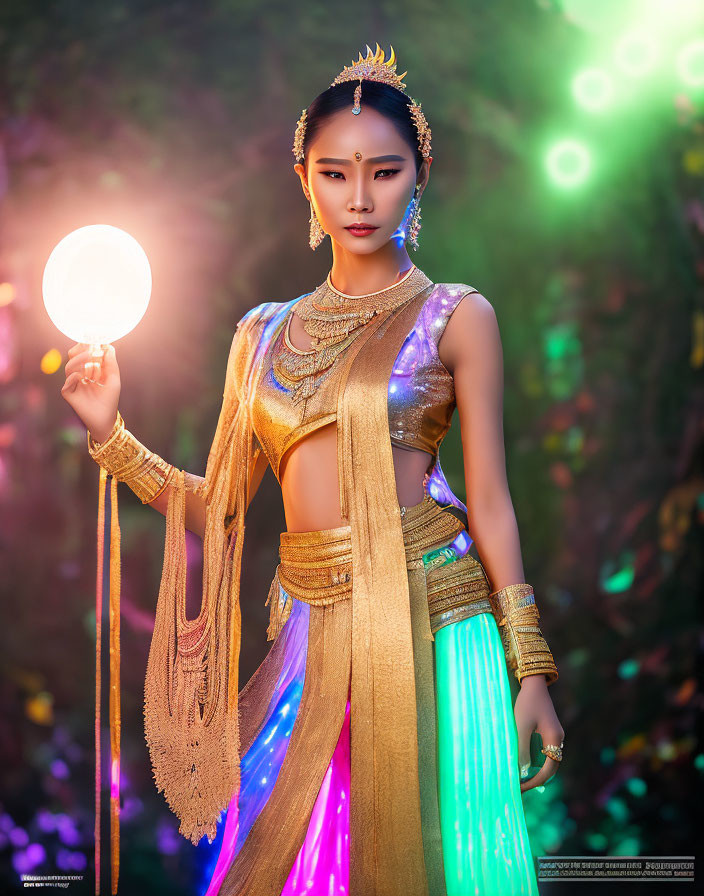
[296,264,433,346]
[273,264,434,404]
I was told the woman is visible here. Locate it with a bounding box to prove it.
[61,44,564,896]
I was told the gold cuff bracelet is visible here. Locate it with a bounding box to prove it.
[488,582,558,686]
[86,411,205,504]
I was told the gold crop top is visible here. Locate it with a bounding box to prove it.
[249,280,479,483]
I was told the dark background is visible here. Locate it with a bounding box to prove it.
[0,0,702,893]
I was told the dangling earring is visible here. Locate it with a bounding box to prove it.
[309,200,326,251]
[406,186,423,251]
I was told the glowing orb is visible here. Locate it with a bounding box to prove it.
[42,224,151,345]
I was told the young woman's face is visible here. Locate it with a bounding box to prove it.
[294,105,431,254]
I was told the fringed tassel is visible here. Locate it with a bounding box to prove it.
[264,566,290,642]
[143,456,245,845]
[95,466,107,896]
[108,474,121,894]
[140,302,283,846]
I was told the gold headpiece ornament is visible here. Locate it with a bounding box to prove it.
[292,43,431,163]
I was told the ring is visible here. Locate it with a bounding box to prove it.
[540,740,564,762]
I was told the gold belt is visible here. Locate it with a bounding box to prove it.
[265,493,493,640]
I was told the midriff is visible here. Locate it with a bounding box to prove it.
[280,420,433,533]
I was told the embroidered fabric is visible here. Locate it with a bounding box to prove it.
[250,283,479,482]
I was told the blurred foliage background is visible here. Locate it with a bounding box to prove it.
[0,0,702,893]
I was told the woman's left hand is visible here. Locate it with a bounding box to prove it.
[513,674,564,793]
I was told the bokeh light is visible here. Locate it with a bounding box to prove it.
[40,348,62,375]
[545,139,592,188]
[572,68,614,111]
[614,31,660,77]
[676,39,704,87]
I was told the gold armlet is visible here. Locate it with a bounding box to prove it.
[86,410,179,505]
[488,583,558,686]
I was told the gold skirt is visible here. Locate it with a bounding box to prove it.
[215,493,495,896]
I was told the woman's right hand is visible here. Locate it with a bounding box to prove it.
[61,343,121,443]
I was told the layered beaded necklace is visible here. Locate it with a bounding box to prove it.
[272,264,433,404]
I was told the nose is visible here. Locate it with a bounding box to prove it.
[347,173,372,214]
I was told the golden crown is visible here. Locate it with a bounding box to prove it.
[331,43,408,91]
[292,43,431,163]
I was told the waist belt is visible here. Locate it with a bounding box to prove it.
[266,493,492,640]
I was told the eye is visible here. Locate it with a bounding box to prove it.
[320,168,401,180]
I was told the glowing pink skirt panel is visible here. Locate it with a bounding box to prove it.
[202,598,350,895]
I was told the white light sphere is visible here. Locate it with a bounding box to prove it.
[43,224,152,345]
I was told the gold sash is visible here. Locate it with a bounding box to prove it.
[336,285,440,896]
[226,286,449,896]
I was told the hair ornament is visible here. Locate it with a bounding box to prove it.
[331,43,408,92]
[291,43,431,162]
[292,107,307,163]
[408,99,432,159]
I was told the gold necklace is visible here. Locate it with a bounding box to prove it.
[272,264,433,404]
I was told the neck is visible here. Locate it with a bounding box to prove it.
[328,241,415,296]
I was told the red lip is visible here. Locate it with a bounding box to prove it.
[345,223,378,235]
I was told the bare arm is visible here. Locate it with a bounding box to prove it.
[145,446,270,540]
[438,291,525,590]
[439,292,564,773]
[145,472,208,540]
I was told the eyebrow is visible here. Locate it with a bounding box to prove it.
[314,154,408,165]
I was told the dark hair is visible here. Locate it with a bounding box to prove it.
[302,80,424,173]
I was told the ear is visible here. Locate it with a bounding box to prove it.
[293,162,310,201]
[416,156,432,200]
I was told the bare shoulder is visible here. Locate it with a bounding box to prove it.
[437,287,501,374]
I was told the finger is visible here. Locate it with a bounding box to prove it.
[65,348,94,370]
[517,731,532,773]
[522,727,564,788]
[520,757,560,793]
[67,343,88,358]
[61,371,83,394]
[82,355,104,381]
[86,345,113,374]
[541,729,565,747]
[98,343,117,373]
[65,348,105,377]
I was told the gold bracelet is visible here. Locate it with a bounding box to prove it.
[87,410,122,453]
[488,583,558,686]
[86,410,177,505]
